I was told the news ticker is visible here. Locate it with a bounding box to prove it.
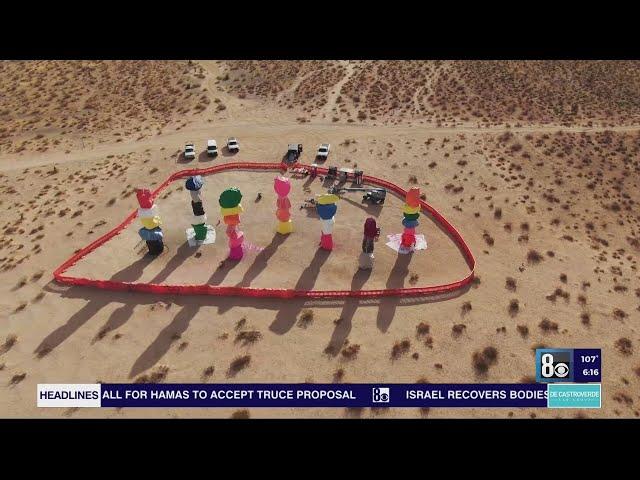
[36,382,600,409]
[36,348,602,409]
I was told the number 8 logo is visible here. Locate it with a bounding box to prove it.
[541,353,555,377]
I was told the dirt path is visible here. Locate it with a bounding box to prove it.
[274,68,315,104]
[2,117,640,173]
[320,60,357,119]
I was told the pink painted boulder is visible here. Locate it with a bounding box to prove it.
[229,234,244,248]
[228,245,244,260]
[276,209,291,222]
[274,176,291,197]
[276,197,291,209]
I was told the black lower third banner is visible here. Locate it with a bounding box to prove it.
[37,383,551,408]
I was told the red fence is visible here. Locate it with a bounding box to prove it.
[53,162,475,298]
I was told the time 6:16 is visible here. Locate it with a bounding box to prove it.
[580,355,599,363]
[582,368,599,376]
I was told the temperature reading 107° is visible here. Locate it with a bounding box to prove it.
[573,348,602,383]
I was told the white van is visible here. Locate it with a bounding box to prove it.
[207,139,218,157]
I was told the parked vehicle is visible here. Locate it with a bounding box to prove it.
[316,143,330,159]
[227,137,239,152]
[207,139,218,157]
[362,188,387,204]
[184,143,196,160]
[286,143,303,163]
[329,186,387,205]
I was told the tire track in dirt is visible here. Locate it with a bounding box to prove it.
[320,60,357,120]
[3,119,640,173]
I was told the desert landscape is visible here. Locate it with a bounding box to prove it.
[0,60,639,419]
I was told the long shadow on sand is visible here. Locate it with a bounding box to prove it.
[128,303,200,379]
[341,196,383,217]
[126,250,243,378]
[235,234,288,288]
[324,268,372,356]
[88,242,202,344]
[208,256,240,286]
[376,252,413,333]
[41,216,472,377]
[42,266,470,379]
[221,146,239,158]
[302,206,319,218]
[269,248,331,335]
[302,174,317,190]
[322,175,336,189]
[176,152,193,164]
[35,255,156,357]
[198,150,214,163]
[90,303,137,344]
[149,242,195,284]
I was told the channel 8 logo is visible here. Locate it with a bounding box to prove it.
[372,387,390,403]
[536,349,574,383]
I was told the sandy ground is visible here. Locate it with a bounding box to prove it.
[0,61,639,419]
[66,170,470,292]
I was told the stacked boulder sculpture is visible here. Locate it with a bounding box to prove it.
[359,217,380,269]
[219,187,244,260]
[136,188,164,255]
[316,193,338,250]
[185,175,208,241]
[274,176,293,235]
[401,186,421,249]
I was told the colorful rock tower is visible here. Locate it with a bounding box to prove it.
[219,187,244,260]
[359,217,380,269]
[274,176,293,235]
[185,175,208,241]
[136,188,164,255]
[316,193,338,250]
[401,186,421,249]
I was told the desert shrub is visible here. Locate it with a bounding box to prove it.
[228,355,251,376]
[527,250,543,264]
[615,338,632,355]
[416,322,430,337]
[613,308,627,321]
[461,301,472,315]
[341,344,361,360]
[539,318,559,332]
[508,299,520,316]
[580,312,591,325]
[391,339,411,359]
[452,324,466,337]
[298,309,314,327]
[235,330,262,346]
[230,409,250,419]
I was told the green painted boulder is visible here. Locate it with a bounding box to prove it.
[219,188,243,208]
[403,212,420,221]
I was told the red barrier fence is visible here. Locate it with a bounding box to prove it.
[53,162,475,298]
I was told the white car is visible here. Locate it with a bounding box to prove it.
[317,143,330,159]
[227,137,239,152]
[184,143,196,160]
[207,139,218,157]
